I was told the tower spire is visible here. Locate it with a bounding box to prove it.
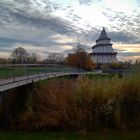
[99,27,109,39]
[91,27,118,65]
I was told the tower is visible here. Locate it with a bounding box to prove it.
[91,27,118,65]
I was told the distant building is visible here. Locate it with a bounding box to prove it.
[91,27,118,65]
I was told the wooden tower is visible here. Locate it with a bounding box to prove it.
[91,27,118,65]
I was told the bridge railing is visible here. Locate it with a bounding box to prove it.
[0,64,84,84]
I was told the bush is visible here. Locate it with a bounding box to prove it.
[13,72,140,131]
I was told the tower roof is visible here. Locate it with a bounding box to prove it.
[91,27,118,64]
[96,27,110,41]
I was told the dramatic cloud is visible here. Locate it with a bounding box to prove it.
[0,0,140,61]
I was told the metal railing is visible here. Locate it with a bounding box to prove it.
[0,64,84,86]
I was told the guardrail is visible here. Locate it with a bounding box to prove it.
[0,72,86,92]
[0,64,85,92]
[0,64,83,80]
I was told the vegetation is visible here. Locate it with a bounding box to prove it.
[0,47,39,64]
[0,66,78,79]
[132,58,140,72]
[101,62,131,70]
[1,130,140,140]
[0,47,65,64]
[66,45,95,70]
[43,53,65,64]
[11,47,29,63]
[0,67,27,79]
[0,57,12,64]
[1,58,140,140]
[85,73,115,79]
[11,47,39,64]
[10,64,140,131]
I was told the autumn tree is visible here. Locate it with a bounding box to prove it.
[66,44,95,70]
[11,47,29,64]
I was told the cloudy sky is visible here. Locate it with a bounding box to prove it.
[0,0,140,61]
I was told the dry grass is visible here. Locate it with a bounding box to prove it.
[12,67,140,131]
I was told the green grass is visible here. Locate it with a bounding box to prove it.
[0,66,78,79]
[38,73,115,86]
[0,65,114,80]
[1,130,140,140]
[0,67,27,79]
[85,73,116,79]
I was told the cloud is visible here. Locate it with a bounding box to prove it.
[79,0,93,5]
[102,8,140,43]
[113,44,140,61]
[108,31,139,43]
[0,0,79,58]
[0,0,140,61]
[0,1,76,34]
[118,52,140,57]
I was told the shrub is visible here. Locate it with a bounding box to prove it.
[13,72,140,131]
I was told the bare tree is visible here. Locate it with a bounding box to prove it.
[11,47,29,64]
[28,53,39,64]
[44,53,65,64]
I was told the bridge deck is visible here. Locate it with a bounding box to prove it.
[0,72,85,92]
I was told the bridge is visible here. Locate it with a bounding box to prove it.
[0,64,103,125]
[0,64,91,92]
[0,72,87,92]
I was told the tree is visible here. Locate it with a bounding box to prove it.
[44,53,65,64]
[66,44,95,70]
[11,47,29,64]
[28,53,39,64]
[0,57,12,64]
[135,58,140,65]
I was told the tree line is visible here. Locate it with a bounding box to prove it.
[0,47,38,64]
[0,46,139,71]
[0,45,95,70]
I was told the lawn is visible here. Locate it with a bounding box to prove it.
[85,73,116,79]
[0,67,27,79]
[0,66,78,79]
[37,72,115,86]
[0,65,115,80]
[1,130,140,140]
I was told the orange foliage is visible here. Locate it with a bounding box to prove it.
[66,50,95,70]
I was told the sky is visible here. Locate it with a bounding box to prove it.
[0,0,140,61]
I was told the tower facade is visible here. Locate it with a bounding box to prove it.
[91,27,118,64]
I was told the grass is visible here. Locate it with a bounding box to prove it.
[1,130,140,140]
[85,73,115,79]
[14,69,140,131]
[37,73,115,86]
[0,66,78,79]
[0,65,116,80]
[1,65,140,139]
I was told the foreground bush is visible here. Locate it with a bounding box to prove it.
[13,72,140,131]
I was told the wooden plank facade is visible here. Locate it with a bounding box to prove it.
[91,27,118,64]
